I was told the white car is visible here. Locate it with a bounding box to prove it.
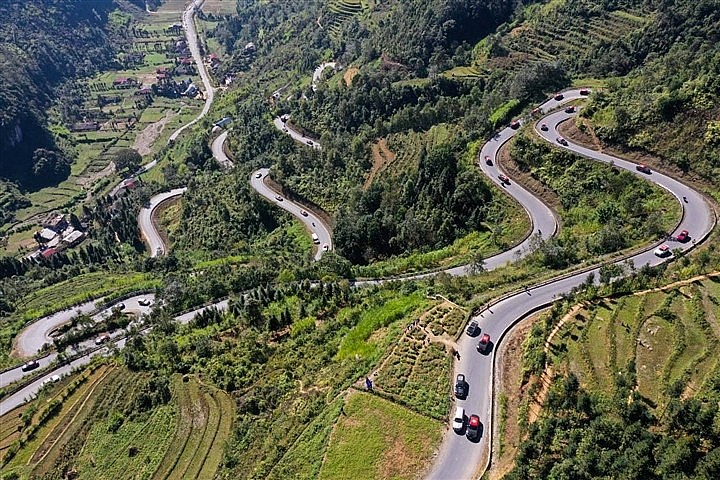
[255,172,262,179]
[275,195,283,202]
[654,244,671,257]
[322,243,329,251]
[300,209,308,217]
[452,406,465,432]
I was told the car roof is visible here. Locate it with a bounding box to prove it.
[455,406,464,416]
[457,373,465,380]
[469,415,480,426]
[480,333,490,342]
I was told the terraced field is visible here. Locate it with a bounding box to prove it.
[547,276,720,411]
[153,376,234,480]
[449,4,649,77]
[324,0,370,38]
[373,301,463,419]
[0,366,233,480]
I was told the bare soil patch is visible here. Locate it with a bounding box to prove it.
[489,315,536,480]
[133,110,178,156]
[364,138,396,189]
[343,67,359,86]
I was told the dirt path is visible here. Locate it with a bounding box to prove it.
[133,110,179,156]
[364,138,395,189]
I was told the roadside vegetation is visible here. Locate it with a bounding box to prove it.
[492,239,720,479]
[1,0,719,478]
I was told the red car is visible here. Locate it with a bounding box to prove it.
[509,120,521,130]
[484,155,493,166]
[636,164,651,174]
[554,93,564,101]
[579,89,590,96]
[676,230,689,242]
[478,333,491,353]
[564,105,575,113]
[498,174,510,185]
[466,414,481,439]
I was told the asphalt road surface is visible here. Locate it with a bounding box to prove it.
[168,0,215,142]
[2,295,155,389]
[249,169,333,260]
[3,89,714,476]
[211,131,234,169]
[426,91,714,480]
[273,116,322,150]
[110,0,214,198]
[138,188,187,257]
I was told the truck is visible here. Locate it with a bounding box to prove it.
[311,233,320,244]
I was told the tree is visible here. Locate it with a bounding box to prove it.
[469,251,485,274]
[32,148,70,179]
[114,148,142,174]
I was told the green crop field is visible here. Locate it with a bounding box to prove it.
[319,392,442,480]
[0,366,233,480]
[547,277,720,412]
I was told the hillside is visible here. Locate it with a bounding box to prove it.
[0,0,140,191]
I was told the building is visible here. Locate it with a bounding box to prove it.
[39,228,58,242]
[213,117,232,128]
[63,230,85,247]
[41,248,57,259]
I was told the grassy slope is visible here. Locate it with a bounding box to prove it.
[319,392,442,480]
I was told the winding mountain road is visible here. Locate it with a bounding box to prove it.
[168,0,215,142]
[250,169,333,260]
[138,188,187,257]
[4,88,714,480]
[427,94,714,480]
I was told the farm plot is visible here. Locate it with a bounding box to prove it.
[152,375,234,480]
[373,301,463,418]
[319,392,442,480]
[547,278,720,414]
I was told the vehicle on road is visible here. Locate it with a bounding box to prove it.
[484,155,492,166]
[509,120,520,130]
[478,333,491,353]
[564,105,575,113]
[275,195,283,202]
[579,88,590,95]
[452,406,465,432]
[466,320,479,336]
[138,298,151,307]
[300,209,308,216]
[636,164,651,174]
[554,93,564,101]
[42,374,61,386]
[540,123,548,131]
[312,233,320,245]
[306,140,314,145]
[255,172,263,178]
[498,174,510,185]
[654,244,671,257]
[676,230,689,242]
[21,360,40,372]
[556,137,568,146]
[466,415,481,440]
[95,334,111,345]
[455,374,467,399]
[283,127,288,132]
[322,243,329,251]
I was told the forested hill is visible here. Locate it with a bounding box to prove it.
[0,0,140,190]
